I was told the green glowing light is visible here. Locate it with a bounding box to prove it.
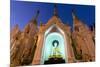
[41,32,66,64]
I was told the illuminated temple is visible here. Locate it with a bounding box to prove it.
[10,5,95,66]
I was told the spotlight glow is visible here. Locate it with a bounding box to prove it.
[42,32,66,63]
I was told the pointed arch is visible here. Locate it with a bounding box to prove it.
[40,23,68,64]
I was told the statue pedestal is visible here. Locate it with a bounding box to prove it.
[44,55,65,64]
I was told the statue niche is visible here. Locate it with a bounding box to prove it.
[44,39,65,64]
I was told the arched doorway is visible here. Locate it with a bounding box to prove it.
[41,32,66,64]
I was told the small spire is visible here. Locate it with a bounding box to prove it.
[40,21,43,26]
[30,10,40,25]
[54,4,58,16]
[72,9,79,31]
[72,9,78,19]
[35,10,40,20]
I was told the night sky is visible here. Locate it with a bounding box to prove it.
[10,0,95,31]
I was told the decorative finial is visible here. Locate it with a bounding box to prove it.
[40,21,43,26]
[72,9,78,19]
[54,4,58,16]
[35,10,40,20]
[30,10,40,25]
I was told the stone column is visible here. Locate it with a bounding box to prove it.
[32,33,44,65]
[65,33,75,63]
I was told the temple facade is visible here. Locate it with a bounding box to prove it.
[10,6,95,66]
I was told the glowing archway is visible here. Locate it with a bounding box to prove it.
[41,32,66,64]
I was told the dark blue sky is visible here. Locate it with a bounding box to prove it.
[10,1,95,31]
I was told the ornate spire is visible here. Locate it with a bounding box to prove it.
[54,4,58,16]
[40,21,43,26]
[35,10,40,20]
[72,9,79,31]
[30,10,40,25]
[72,9,78,20]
